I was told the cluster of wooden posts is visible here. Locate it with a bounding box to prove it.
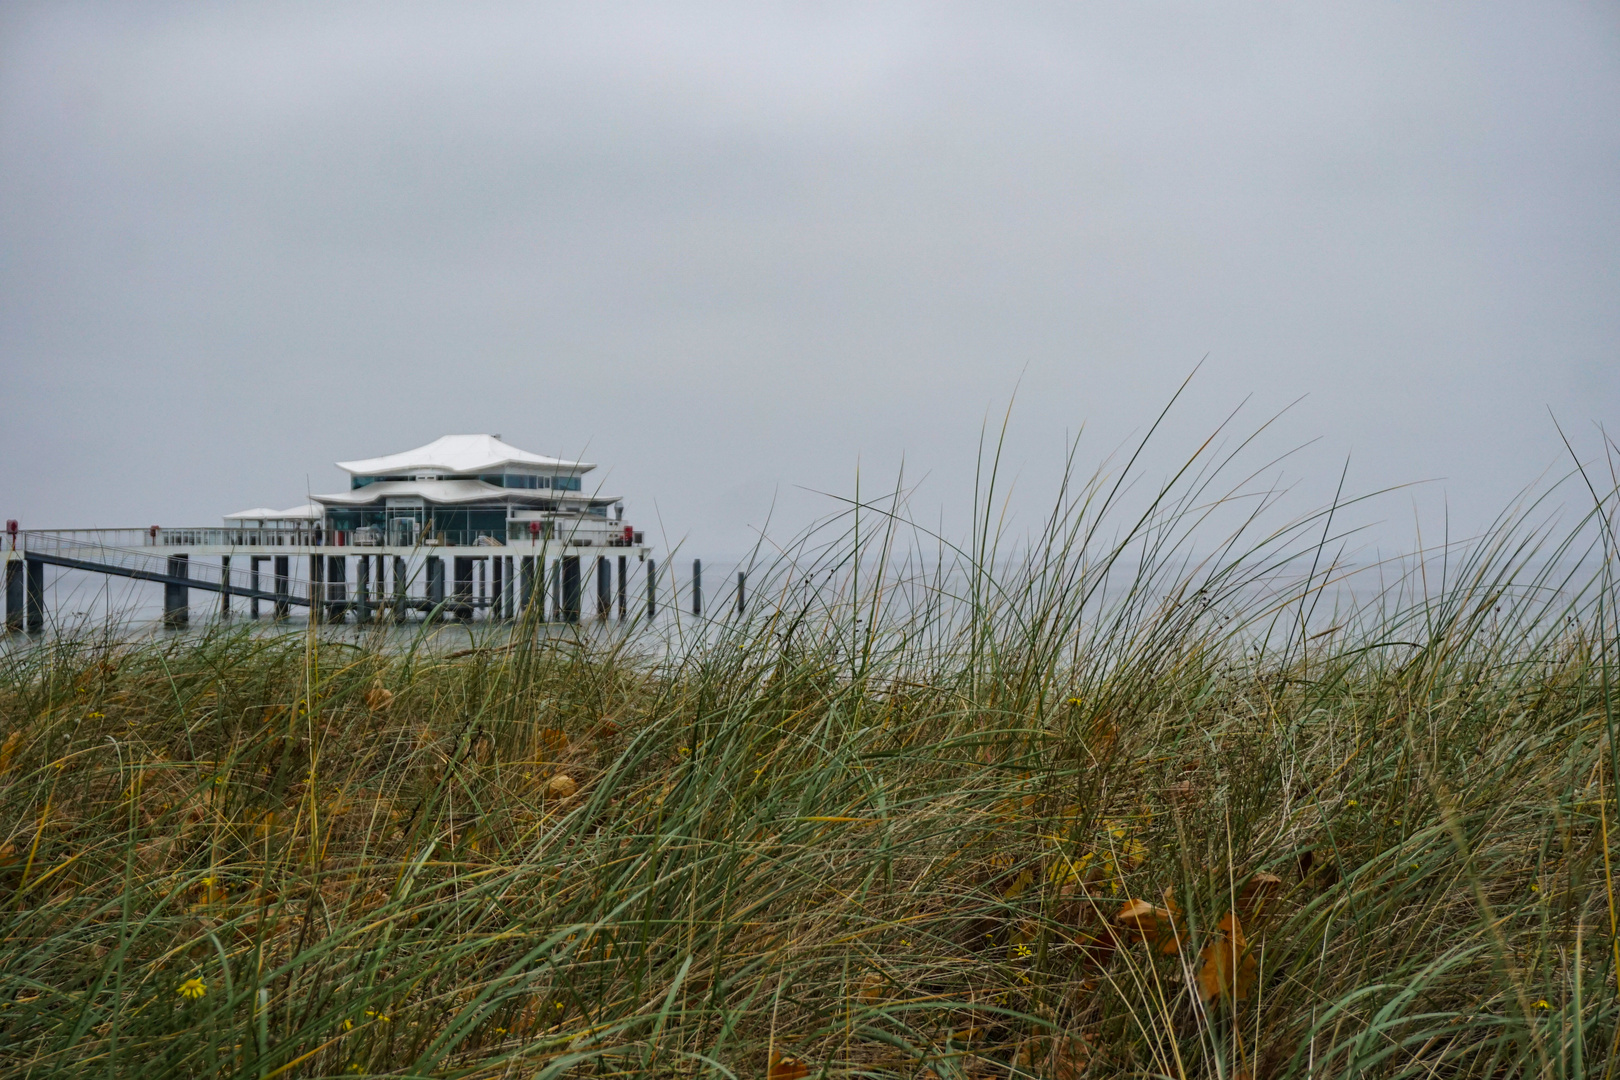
[4,550,746,631]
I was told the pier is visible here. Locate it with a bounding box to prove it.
[0,435,777,632]
[3,523,649,630]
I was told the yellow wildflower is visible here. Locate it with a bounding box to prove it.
[177,978,207,1000]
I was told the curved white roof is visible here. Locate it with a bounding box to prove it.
[312,480,620,507]
[224,503,323,521]
[314,479,510,506]
[336,434,594,477]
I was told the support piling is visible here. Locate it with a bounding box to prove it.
[5,561,22,632]
[163,554,189,629]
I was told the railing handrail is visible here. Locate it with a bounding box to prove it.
[19,525,645,552]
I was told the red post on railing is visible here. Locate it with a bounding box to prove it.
[5,520,16,551]
[149,525,160,545]
[529,521,541,539]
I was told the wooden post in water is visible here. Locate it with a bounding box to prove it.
[692,559,702,617]
[25,557,44,633]
[6,559,23,632]
[426,556,445,620]
[618,555,627,620]
[646,559,657,621]
[737,570,745,615]
[163,554,189,629]
[249,557,261,619]
[562,556,581,622]
[393,556,408,621]
[327,556,347,622]
[355,555,371,624]
[220,555,231,619]
[308,554,323,625]
[273,555,289,619]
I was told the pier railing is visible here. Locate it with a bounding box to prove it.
[12,524,648,557]
[17,532,312,605]
[13,525,645,550]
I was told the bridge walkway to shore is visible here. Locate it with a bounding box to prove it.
[3,528,663,633]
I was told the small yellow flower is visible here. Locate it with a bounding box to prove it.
[87,711,105,720]
[1346,800,1358,808]
[678,746,690,756]
[1530,883,1540,892]
[343,1018,354,1031]
[1534,999,1550,1009]
[177,978,207,1000]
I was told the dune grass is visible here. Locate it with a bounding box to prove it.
[3,423,1620,1079]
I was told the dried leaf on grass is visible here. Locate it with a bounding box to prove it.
[546,773,577,799]
[538,727,568,759]
[1197,911,1257,1003]
[363,685,394,711]
[767,1049,810,1080]
[1114,897,1185,955]
[1238,871,1283,913]
[0,730,21,774]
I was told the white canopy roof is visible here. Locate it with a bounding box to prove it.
[224,503,323,521]
[336,435,594,477]
[312,479,620,507]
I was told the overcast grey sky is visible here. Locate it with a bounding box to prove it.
[2,2,1616,557]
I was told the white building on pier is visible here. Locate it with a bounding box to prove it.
[3,435,655,630]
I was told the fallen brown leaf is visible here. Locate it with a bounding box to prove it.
[0,731,21,775]
[1197,911,1257,1003]
[1114,898,1160,939]
[1115,898,1182,953]
[538,727,568,759]
[1239,872,1283,913]
[767,1050,810,1080]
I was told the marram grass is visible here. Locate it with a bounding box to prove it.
[3,432,1620,1079]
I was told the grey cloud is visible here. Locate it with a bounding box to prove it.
[1,1,1616,553]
